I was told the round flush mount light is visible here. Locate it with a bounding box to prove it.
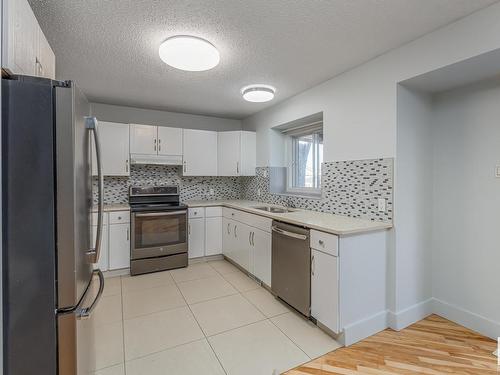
[241,84,276,103]
[158,35,220,71]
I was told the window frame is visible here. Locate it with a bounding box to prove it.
[285,126,323,197]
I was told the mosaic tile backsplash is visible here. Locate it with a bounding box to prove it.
[92,165,242,204]
[94,158,393,222]
[241,158,393,222]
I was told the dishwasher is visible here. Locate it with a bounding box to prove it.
[271,220,311,316]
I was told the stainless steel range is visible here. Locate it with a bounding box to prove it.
[129,186,188,275]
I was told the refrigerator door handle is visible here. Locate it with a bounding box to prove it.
[57,269,104,319]
[77,269,104,320]
[86,116,104,264]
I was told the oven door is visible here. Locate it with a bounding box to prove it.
[131,210,187,259]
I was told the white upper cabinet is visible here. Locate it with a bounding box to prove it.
[183,129,218,176]
[218,131,256,176]
[157,126,183,157]
[130,124,183,165]
[2,0,55,78]
[37,28,56,79]
[130,124,157,155]
[92,121,130,176]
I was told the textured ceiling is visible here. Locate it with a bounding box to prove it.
[30,0,497,119]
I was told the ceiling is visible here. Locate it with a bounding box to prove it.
[30,0,497,119]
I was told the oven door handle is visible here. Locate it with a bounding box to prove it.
[134,210,187,217]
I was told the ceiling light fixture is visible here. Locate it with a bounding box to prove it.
[159,35,220,71]
[241,84,276,103]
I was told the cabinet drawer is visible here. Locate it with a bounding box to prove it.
[223,207,239,220]
[92,212,108,226]
[205,206,222,217]
[109,211,130,224]
[188,207,205,219]
[310,230,338,256]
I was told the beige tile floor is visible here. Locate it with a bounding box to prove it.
[91,259,341,375]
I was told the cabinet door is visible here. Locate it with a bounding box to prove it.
[37,28,55,79]
[217,131,240,176]
[108,223,130,270]
[5,0,38,75]
[252,228,271,286]
[92,122,130,176]
[92,224,109,272]
[183,129,217,176]
[205,217,222,256]
[222,218,233,260]
[130,124,157,155]
[233,222,251,271]
[188,218,205,259]
[240,131,256,176]
[157,127,183,156]
[311,249,339,333]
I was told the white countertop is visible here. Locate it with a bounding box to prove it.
[184,200,392,236]
[92,203,130,213]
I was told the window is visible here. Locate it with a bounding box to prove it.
[285,124,323,195]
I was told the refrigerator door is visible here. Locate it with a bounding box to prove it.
[55,83,104,374]
[2,76,58,375]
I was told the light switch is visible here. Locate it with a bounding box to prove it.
[377,198,386,213]
[257,188,261,197]
[209,188,214,195]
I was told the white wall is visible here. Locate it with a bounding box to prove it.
[91,102,242,131]
[392,86,434,325]
[432,81,500,337]
[242,2,500,166]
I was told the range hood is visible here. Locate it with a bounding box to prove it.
[130,154,183,166]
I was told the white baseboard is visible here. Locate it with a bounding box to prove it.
[343,310,389,346]
[388,298,433,331]
[432,298,500,340]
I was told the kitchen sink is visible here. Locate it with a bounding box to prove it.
[252,206,296,213]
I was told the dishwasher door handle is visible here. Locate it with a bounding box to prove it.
[271,226,308,240]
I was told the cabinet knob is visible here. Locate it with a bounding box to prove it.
[318,240,324,246]
[118,216,122,220]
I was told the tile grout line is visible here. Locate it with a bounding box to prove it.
[267,315,312,361]
[176,272,229,375]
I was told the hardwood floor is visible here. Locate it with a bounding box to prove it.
[285,315,499,375]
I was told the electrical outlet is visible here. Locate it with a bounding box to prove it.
[377,198,386,213]
[209,188,214,195]
[257,188,261,196]
[263,170,268,178]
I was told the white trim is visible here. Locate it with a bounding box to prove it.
[432,298,500,340]
[342,310,389,346]
[387,298,433,331]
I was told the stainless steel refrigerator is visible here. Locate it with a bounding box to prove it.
[2,75,105,374]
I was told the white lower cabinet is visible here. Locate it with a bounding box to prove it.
[311,248,339,333]
[108,223,130,270]
[221,210,272,282]
[222,217,235,261]
[205,216,222,256]
[232,221,251,271]
[92,222,109,272]
[188,217,205,259]
[92,210,130,271]
[251,228,272,287]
